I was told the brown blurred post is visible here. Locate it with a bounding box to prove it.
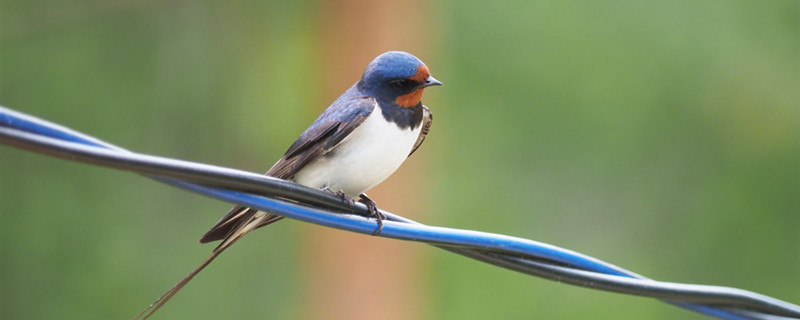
[300,1,436,319]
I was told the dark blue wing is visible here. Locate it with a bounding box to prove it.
[267,94,377,179]
[408,105,432,157]
[199,92,376,244]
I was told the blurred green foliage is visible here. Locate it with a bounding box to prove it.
[1,1,797,319]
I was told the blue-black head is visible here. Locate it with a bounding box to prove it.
[358,51,442,108]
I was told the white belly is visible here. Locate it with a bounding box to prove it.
[292,110,421,196]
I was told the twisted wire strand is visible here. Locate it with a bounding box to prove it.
[1,106,797,320]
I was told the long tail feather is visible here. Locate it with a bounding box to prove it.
[133,211,274,319]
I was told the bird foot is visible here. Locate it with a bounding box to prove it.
[321,188,384,235]
[358,193,385,235]
[323,187,355,212]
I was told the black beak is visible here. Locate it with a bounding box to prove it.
[422,75,443,88]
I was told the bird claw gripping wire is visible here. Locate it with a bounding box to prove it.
[321,187,385,235]
[356,193,385,235]
[1,106,798,320]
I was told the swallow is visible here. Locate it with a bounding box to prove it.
[136,51,441,319]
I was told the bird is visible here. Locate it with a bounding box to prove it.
[135,51,441,319]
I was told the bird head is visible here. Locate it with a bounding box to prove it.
[358,51,442,108]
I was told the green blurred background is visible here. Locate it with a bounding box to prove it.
[1,1,797,319]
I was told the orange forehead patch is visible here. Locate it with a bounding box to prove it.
[409,65,430,83]
[395,88,425,108]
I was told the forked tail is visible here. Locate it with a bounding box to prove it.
[133,211,278,319]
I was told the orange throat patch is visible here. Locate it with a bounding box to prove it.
[395,88,425,108]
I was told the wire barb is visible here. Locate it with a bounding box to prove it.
[1,105,798,320]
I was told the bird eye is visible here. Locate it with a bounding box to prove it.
[390,79,413,90]
[389,79,405,89]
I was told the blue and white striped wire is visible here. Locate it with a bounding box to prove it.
[1,106,797,320]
